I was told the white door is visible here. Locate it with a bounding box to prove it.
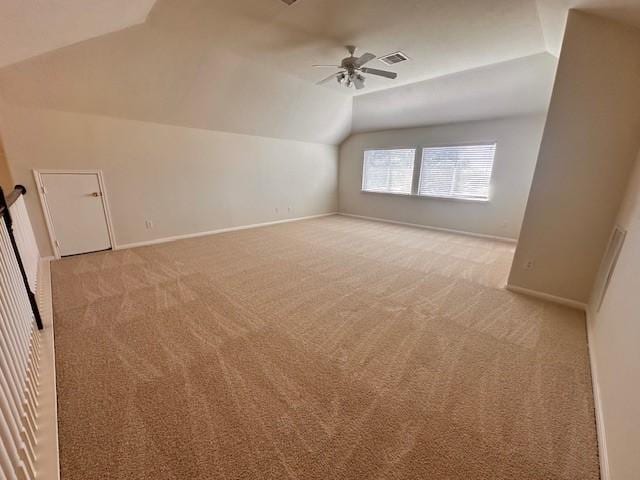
[41,173,112,256]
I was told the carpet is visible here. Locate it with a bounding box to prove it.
[51,215,599,479]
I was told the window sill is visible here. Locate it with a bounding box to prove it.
[361,190,490,204]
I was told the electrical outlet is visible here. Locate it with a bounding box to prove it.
[145,220,154,230]
[524,259,534,270]
[275,207,279,214]
[288,206,293,213]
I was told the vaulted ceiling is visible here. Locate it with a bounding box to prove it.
[352,53,557,133]
[0,0,157,68]
[0,0,639,144]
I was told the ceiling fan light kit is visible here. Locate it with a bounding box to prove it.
[314,45,399,90]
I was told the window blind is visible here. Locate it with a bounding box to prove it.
[418,144,496,200]
[362,149,416,195]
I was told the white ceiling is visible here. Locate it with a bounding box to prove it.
[1,0,639,90]
[226,0,547,95]
[0,0,157,68]
[1,0,639,143]
[353,53,557,133]
[138,0,640,96]
[537,0,640,55]
[0,0,354,145]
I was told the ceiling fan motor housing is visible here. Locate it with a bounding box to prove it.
[341,57,358,74]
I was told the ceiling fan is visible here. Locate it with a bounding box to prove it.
[314,46,398,90]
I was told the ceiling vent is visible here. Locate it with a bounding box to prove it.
[281,0,299,4]
[378,52,409,66]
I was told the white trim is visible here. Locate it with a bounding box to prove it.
[361,142,498,202]
[116,213,337,250]
[32,169,117,258]
[337,212,517,244]
[505,284,587,311]
[33,171,60,258]
[95,171,117,250]
[585,307,610,480]
[417,142,497,202]
[361,147,417,196]
[360,189,491,203]
[33,257,61,479]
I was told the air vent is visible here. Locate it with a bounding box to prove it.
[378,51,409,66]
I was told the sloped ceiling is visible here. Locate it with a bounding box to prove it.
[353,53,557,134]
[218,0,547,95]
[0,0,157,68]
[0,0,353,145]
[0,0,639,144]
[537,0,640,55]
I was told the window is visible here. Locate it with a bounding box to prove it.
[362,148,416,195]
[418,144,496,201]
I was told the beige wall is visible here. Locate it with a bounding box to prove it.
[588,151,640,480]
[0,136,13,192]
[509,11,640,303]
[0,106,338,257]
[0,0,349,259]
[338,115,546,239]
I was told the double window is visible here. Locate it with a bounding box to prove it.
[362,143,496,201]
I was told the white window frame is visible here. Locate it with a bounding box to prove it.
[417,142,496,202]
[360,142,497,203]
[361,147,418,196]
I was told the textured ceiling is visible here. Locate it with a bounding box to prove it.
[0,0,157,68]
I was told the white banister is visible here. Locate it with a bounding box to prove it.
[0,186,57,480]
[9,196,39,294]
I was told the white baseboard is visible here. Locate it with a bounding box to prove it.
[337,212,518,244]
[34,257,61,480]
[505,284,587,311]
[585,307,610,480]
[115,213,337,250]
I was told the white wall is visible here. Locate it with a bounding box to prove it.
[0,106,338,257]
[509,11,640,303]
[588,150,640,480]
[338,115,546,240]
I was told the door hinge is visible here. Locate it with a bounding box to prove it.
[40,186,46,195]
[54,240,60,248]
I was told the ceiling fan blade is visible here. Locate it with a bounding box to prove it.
[361,67,398,79]
[312,64,341,68]
[355,53,376,67]
[316,72,340,85]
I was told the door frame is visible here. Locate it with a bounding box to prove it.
[33,169,117,259]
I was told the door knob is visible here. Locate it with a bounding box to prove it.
[90,192,102,197]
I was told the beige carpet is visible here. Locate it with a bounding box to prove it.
[52,215,599,480]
